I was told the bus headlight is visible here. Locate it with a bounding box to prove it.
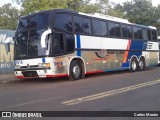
[38,63,50,67]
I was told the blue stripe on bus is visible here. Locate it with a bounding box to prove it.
[122,62,130,68]
[42,58,46,63]
[127,40,146,60]
[76,35,81,56]
[105,68,127,72]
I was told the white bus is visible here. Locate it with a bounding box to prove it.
[14,9,159,80]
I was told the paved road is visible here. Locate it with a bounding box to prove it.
[0,67,160,119]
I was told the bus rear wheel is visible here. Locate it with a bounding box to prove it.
[138,59,146,71]
[69,60,82,80]
[130,58,138,72]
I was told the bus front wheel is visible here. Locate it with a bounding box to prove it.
[69,60,82,80]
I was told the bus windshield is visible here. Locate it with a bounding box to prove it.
[14,12,50,59]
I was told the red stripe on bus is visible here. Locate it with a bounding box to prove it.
[123,40,131,63]
[16,76,25,79]
[86,70,103,74]
[46,74,68,78]
[93,58,104,60]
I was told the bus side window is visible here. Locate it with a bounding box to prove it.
[101,21,108,36]
[138,27,142,39]
[108,22,120,37]
[92,19,108,37]
[54,13,73,32]
[122,25,132,38]
[65,34,75,53]
[92,19,101,36]
[147,30,151,41]
[108,22,116,37]
[73,15,91,35]
[82,17,91,35]
[53,33,65,55]
[142,29,148,40]
[152,30,157,41]
[133,26,139,39]
[115,23,121,37]
[74,16,83,33]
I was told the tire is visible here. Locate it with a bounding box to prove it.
[138,59,146,71]
[68,60,82,80]
[130,58,138,72]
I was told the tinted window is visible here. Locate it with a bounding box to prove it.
[142,29,148,40]
[74,16,83,33]
[17,19,28,30]
[92,19,101,36]
[52,33,65,55]
[30,13,49,28]
[82,17,91,34]
[148,30,151,40]
[152,30,157,41]
[133,26,142,39]
[15,32,28,59]
[108,22,115,36]
[138,27,142,39]
[28,29,47,57]
[101,21,108,36]
[92,19,108,36]
[133,27,139,39]
[66,34,75,53]
[115,23,121,37]
[122,25,132,38]
[74,16,91,35]
[55,13,73,32]
[128,26,132,38]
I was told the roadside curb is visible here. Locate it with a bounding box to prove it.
[0,73,19,84]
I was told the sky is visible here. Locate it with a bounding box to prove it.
[110,0,160,6]
[0,0,19,7]
[0,0,160,7]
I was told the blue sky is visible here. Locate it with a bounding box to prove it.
[0,0,19,7]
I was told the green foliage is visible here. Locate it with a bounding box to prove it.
[123,0,155,25]
[14,0,95,15]
[0,3,19,30]
[114,0,160,34]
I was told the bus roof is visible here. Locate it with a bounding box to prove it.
[79,12,130,24]
[19,9,157,30]
[20,9,77,19]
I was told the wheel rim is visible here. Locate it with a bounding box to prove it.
[139,60,144,70]
[73,65,80,78]
[132,61,137,71]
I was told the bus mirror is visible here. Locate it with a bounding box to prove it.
[41,29,52,48]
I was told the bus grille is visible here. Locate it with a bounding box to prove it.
[22,71,38,77]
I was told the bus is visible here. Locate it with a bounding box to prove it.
[14,9,159,80]
[158,36,160,63]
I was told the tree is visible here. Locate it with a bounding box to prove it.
[14,0,99,15]
[120,0,156,25]
[0,3,19,30]
[108,3,124,18]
